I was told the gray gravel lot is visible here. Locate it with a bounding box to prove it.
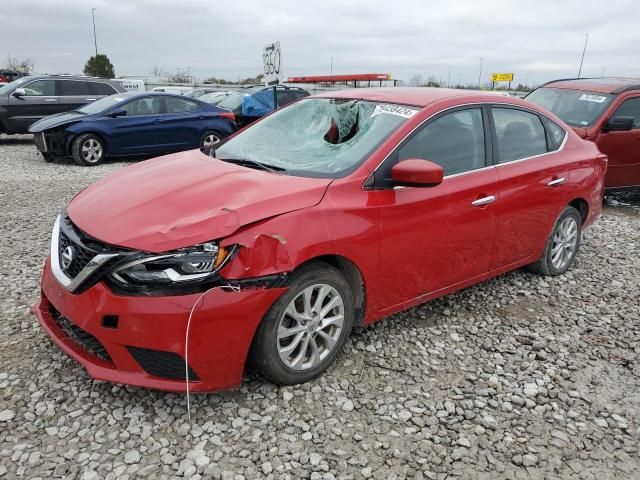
[0,134,639,480]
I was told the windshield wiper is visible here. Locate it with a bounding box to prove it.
[217,158,286,173]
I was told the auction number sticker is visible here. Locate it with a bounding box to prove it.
[579,93,607,103]
[371,104,418,119]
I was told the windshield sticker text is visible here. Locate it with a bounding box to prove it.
[579,94,607,103]
[371,104,418,119]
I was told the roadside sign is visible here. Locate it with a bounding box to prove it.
[491,73,514,82]
[263,42,283,85]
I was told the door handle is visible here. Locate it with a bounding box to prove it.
[547,177,566,186]
[472,195,496,207]
[44,98,57,102]
[154,118,164,123]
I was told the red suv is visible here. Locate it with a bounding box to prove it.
[526,77,640,191]
[33,88,606,392]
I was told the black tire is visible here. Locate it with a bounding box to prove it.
[41,152,55,163]
[71,133,105,166]
[528,206,582,276]
[199,130,222,154]
[249,262,354,385]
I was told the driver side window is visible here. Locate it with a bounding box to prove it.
[396,108,486,176]
[120,97,161,116]
[611,98,640,129]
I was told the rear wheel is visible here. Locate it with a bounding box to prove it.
[199,130,221,154]
[250,263,354,385]
[71,133,105,166]
[528,206,582,276]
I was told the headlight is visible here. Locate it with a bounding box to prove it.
[110,242,234,286]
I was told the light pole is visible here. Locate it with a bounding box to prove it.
[91,8,98,57]
[447,66,452,88]
[330,57,334,76]
[577,33,589,78]
[478,57,484,89]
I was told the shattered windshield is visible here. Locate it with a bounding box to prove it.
[213,98,418,178]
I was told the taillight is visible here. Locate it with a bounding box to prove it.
[219,111,235,122]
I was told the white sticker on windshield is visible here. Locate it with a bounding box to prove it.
[579,93,607,103]
[371,104,418,119]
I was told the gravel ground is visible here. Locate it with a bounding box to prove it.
[1,134,639,480]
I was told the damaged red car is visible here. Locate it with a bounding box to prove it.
[34,88,606,392]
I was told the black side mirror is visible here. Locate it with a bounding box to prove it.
[604,116,634,132]
[108,109,126,118]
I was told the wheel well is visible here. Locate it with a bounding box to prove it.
[568,198,589,224]
[296,255,367,327]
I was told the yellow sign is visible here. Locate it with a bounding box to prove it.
[491,73,514,82]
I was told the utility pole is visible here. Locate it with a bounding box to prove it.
[601,67,605,78]
[330,57,334,76]
[91,8,98,57]
[447,66,452,88]
[577,33,589,78]
[478,57,484,89]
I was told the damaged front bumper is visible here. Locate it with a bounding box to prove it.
[34,131,67,156]
[33,258,287,392]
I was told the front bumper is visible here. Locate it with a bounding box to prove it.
[33,258,286,392]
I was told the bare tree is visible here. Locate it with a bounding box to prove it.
[6,55,34,74]
[408,74,424,87]
[151,65,166,77]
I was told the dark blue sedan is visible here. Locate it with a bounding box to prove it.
[29,92,236,166]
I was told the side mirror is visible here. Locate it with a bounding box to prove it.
[391,159,444,187]
[12,88,26,97]
[605,116,634,132]
[108,109,126,118]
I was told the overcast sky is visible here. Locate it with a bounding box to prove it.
[2,0,639,86]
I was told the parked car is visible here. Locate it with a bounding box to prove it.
[217,85,309,128]
[33,88,605,392]
[29,92,235,165]
[198,91,233,105]
[525,77,640,191]
[151,86,194,95]
[188,88,223,98]
[0,75,125,135]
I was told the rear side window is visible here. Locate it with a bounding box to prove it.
[89,82,118,95]
[611,98,640,129]
[397,108,486,176]
[22,79,55,96]
[544,119,566,150]
[166,97,200,114]
[491,108,547,163]
[58,80,91,96]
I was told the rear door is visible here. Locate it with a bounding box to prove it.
[162,96,205,148]
[594,95,640,189]
[488,106,570,270]
[6,78,57,132]
[56,80,97,112]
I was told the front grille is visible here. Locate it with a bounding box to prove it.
[49,304,112,363]
[58,229,96,279]
[127,346,199,381]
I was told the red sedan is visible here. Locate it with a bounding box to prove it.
[33,88,606,392]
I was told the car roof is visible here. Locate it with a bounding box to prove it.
[540,77,640,94]
[20,75,117,82]
[312,87,524,108]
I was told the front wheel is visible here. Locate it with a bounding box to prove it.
[250,263,354,385]
[528,206,582,276]
[71,133,105,166]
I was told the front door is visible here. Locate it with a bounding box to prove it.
[106,96,166,154]
[595,96,640,189]
[375,107,500,311]
[6,78,58,132]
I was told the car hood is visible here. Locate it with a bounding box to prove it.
[29,111,86,132]
[67,151,333,252]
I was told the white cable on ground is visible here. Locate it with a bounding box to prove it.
[184,284,240,423]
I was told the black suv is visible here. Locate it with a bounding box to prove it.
[0,75,125,135]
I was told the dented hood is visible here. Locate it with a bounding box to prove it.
[67,151,332,252]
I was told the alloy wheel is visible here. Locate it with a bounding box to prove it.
[277,284,345,371]
[81,138,103,163]
[551,216,578,270]
[202,134,221,149]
